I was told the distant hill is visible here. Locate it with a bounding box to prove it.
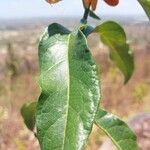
[0,15,149,30]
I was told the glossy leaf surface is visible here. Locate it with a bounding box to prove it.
[95,108,138,150]
[138,0,150,20]
[94,21,134,83]
[36,23,101,150]
[21,102,37,131]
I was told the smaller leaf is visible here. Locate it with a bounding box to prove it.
[89,10,101,20]
[94,21,134,83]
[21,102,37,131]
[95,108,138,150]
[138,0,150,20]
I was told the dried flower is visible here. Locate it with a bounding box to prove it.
[91,0,98,10]
[45,0,61,4]
[104,0,119,6]
[83,0,98,10]
[83,0,119,10]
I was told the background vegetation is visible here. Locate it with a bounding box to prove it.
[0,17,150,149]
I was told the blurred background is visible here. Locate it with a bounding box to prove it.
[0,0,150,150]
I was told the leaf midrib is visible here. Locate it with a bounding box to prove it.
[61,33,71,150]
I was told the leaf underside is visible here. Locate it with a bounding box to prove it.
[95,108,138,150]
[94,21,134,83]
[21,102,37,131]
[36,23,101,150]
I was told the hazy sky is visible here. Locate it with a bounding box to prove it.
[0,0,147,19]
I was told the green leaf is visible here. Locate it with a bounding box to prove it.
[21,102,37,131]
[89,10,101,20]
[36,23,101,150]
[94,21,134,83]
[138,0,150,20]
[95,108,138,150]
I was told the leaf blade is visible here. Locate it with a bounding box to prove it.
[36,23,101,150]
[95,108,138,150]
[21,102,37,131]
[94,21,134,83]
